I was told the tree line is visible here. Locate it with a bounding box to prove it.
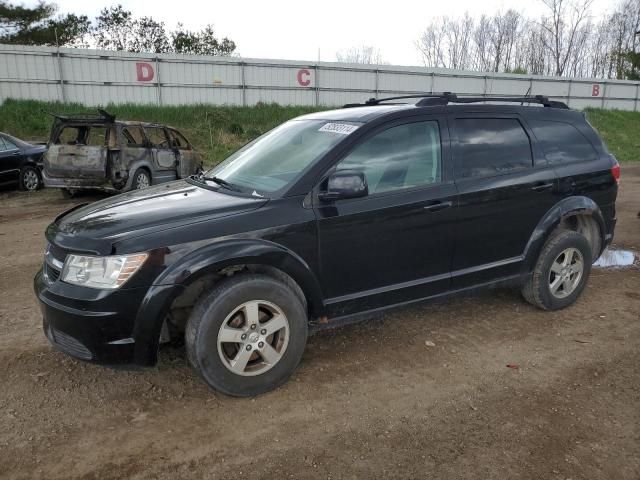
[0,2,236,56]
[415,0,640,80]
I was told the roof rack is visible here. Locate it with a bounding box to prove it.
[343,92,568,109]
[44,109,116,122]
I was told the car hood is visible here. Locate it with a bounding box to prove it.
[47,180,268,255]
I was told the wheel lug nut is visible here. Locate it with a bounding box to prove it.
[250,324,256,330]
[260,329,267,335]
[246,344,252,351]
[241,334,247,340]
[258,342,264,348]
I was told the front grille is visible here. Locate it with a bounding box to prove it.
[48,326,93,360]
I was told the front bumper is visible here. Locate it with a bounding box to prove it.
[34,267,148,364]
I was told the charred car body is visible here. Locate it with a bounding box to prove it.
[42,110,203,194]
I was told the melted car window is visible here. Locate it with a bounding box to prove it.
[145,127,169,148]
[122,126,145,147]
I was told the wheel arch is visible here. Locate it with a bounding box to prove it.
[131,239,324,366]
[123,161,154,190]
[522,196,606,272]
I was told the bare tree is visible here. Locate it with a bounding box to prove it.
[538,0,594,76]
[336,46,387,64]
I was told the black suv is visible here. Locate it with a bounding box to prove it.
[34,94,619,397]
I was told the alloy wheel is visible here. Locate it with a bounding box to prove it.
[548,247,584,299]
[23,169,39,190]
[217,300,290,376]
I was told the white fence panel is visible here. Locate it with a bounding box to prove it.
[1,44,639,110]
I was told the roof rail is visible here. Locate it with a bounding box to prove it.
[43,109,116,122]
[343,92,569,109]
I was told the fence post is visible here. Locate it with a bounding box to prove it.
[155,57,162,106]
[635,83,639,112]
[429,72,435,94]
[601,81,607,109]
[375,67,379,98]
[315,64,320,106]
[56,47,66,103]
[241,61,246,107]
[483,75,488,97]
[566,79,572,108]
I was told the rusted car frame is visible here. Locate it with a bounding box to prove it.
[43,110,203,193]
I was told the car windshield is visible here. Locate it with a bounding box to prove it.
[205,119,360,195]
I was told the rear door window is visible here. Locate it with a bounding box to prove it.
[529,120,598,164]
[453,118,532,179]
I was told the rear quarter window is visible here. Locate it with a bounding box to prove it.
[529,120,598,164]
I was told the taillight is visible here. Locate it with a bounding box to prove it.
[611,161,620,184]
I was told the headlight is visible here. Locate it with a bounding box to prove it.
[61,253,148,290]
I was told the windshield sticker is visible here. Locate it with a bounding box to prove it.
[318,123,359,135]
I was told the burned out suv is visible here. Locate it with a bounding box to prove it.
[42,110,203,195]
[35,94,618,397]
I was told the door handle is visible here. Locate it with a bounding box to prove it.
[12,151,20,156]
[531,182,554,192]
[423,201,453,212]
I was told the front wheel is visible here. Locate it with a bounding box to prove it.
[186,274,308,397]
[131,168,151,190]
[522,230,592,310]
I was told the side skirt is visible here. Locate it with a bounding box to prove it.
[308,273,526,335]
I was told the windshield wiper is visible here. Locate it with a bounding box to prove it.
[192,174,241,192]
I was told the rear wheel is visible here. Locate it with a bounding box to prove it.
[132,168,151,190]
[19,166,41,191]
[522,230,592,310]
[186,274,308,397]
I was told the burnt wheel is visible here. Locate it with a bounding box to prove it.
[132,168,151,190]
[185,274,308,397]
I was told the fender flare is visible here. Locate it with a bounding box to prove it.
[522,196,605,273]
[132,238,325,366]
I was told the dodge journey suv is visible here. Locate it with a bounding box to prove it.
[35,93,619,397]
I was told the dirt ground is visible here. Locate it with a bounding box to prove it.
[0,167,638,480]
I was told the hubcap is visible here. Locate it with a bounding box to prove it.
[549,247,584,299]
[217,300,289,376]
[23,170,39,190]
[136,173,150,189]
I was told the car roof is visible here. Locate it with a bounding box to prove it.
[296,102,584,124]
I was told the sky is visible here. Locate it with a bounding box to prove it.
[43,0,615,66]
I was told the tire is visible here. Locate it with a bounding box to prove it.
[131,168,151,190]
[19,166,42,191]
[61,188,76,199]
[522,230,592,310]
[186,273,308,397]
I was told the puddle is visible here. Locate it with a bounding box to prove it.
[593,249,637,268]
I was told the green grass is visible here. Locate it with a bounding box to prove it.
[585,108,640,162]
[0,99,325,167]
[1,100,638,164]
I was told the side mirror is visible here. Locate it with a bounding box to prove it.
[318,170,368,202]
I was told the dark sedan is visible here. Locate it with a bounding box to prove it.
[0,132,47,191]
